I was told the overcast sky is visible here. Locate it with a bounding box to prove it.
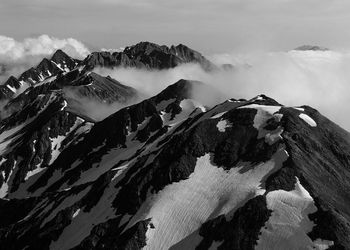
[1,0,350,53]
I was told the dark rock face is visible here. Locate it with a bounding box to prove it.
[277,106,350,248]
[65,72,138,104]
[0,77,348,249]
[5,76,21,90]
[293,45,329,51]
[0,90,92,195]
[18,49,78,85]
[0,76,22,102]
[0,43,349,250]
[195,196,272,250]
[83,42,216,71]
[51,49,79,70]
[0,41,215,105]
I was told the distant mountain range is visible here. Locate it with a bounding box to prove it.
[293,45,329,51]
[0,42,348,250]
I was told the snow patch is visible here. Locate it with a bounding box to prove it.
[256,177,333,250]
[156,98,176,111]
[41,186,91,228]
[161,99,205,127]
[24,161,44,181]
[49,134,67,165]
[60,100,68,111]
[34,75,57,87]
[265,127,284,145]
[210,111,227,119]
[216,119,232,132]
[50,175,126,250]
[0,160,18,198]
[72,208,80,218]
[0,180,9,198]
[6,84,16,93]
[293,107,305,112]
[313,239,335,250]
[128,147,288,250]
[187,100,241,131]
[49,118,83,165]
[238,104,281,133]
[299,113,317,127]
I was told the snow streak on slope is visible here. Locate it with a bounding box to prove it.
[256,178,334,250]
[127,147,288,250]
[49,170,127,250]
[299,113,317,127]
[238,103,282,138]
[161,99,206,127]
[0,69,348,250]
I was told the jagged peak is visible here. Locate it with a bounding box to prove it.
[37,57,54,68]
[51,49,73,63]
[293,45,329,51]
[153,79,201,101]
[5,75,18,83]
[172,43,194,51]
[82,41,216,71]
[124,41,163,51]
[250,94,282,105]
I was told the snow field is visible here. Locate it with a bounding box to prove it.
[124,146,288,249]
[256,177,333,250]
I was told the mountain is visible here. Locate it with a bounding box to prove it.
[0,76,21,101]
[0,79,348,249]
[0,41,215,105]
[17,50,79,86]
[83,42,216,71]
[0,42,349,250]
[0,50,80,103]
[293,45,330,51]
[64,72,138,104]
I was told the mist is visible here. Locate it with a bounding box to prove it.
[62,86,141,122]
[93,50,350,131]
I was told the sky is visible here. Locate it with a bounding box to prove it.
[1,0,350,53]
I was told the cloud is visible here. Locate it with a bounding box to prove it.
[0,34,89,60]
[0,34,90,84]
[62,86,140,122]
[93,50,350,131]
[3,0,350,55]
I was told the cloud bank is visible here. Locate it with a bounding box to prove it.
[94,50,350,131]
[0,35,348,131]
[0,35,90,84]
[62,86,141,122]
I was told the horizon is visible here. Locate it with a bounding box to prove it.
[2,0,350,54]
[1,37,350,132]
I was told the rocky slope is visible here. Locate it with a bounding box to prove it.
[83,42,216,71]
[0,78,348,249]
[0,41,216,105]
[0,43,348,250]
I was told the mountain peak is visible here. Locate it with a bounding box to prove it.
[0,41,349,250]
[51,49,71,62]
[5,75,18,84]
[293,45,329,51]
[83,41,216,71]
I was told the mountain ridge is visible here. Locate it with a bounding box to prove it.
[83,41,216,71]
[0,42,348,250]
[0,79,348,249]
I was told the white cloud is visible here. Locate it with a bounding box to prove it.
[0,34,90,84]
[0,34,90,61]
